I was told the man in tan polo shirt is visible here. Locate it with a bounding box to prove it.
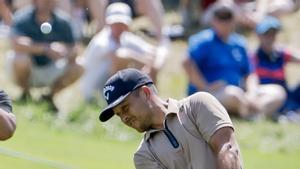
[99,68,243,169]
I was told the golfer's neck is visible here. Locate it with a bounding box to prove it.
[151,101,168,129]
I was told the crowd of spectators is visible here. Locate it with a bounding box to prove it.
[0,0,299,123]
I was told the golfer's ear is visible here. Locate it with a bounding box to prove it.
[140,86,151,99]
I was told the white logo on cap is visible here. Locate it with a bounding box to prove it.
[103,85,115,101]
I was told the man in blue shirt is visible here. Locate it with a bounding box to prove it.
[183,3,285,119]
[9,0,83,112]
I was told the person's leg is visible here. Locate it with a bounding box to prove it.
[215,85,250,118]
[136,0,165,40]
[50,62,84,96]
[252,84,286,117]
[11,52,32,96]
[287,84,300,113]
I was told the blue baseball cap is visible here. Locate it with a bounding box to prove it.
[256,16,281,34]
[99,68,153,122]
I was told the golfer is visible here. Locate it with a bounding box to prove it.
[99,68,243,169]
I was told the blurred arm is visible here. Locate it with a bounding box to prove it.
[0,0,12,25]
[87,0,105,32]
[137,0,165,41]
[11,36,47,55]
[182,57,208,91]
[11,36,77,61]
[287,48,300,62]
[0,109,16,140]
[209,127,242,169]
[245,73,259,94]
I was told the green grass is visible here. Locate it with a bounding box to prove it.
[0,102,142,169]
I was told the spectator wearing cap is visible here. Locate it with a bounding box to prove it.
[80,2,164,102]
[253,16,300,121]
[183,3,285,119]
[8,0,83,112]
[0,90,16,140]
[99,68,243,169]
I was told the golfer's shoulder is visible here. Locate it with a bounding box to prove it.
[181,92,216,107]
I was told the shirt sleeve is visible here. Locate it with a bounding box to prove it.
[187,33,209,66]
[0,90,13,113]
[120,32,155,55]
[188,92,233,142]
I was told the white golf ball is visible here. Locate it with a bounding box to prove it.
[40,22,52,34]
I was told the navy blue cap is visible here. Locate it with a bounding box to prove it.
[99,68,153,122]
[256,16,281,35]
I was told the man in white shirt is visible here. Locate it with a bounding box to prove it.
[80,2,166,102]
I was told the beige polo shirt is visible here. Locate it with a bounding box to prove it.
[134,92,234,169]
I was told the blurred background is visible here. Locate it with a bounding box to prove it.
[0,0,300,169]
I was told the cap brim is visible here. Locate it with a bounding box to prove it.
[99,92,131,122]
[106,15,132,25]
[257,26,281,34]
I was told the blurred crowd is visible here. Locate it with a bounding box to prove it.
[0,0,300,123]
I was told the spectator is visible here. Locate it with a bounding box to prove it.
[8,0,83,112]
[254,16,300,121]
[183,0,300,32]
[80,2,167,102]
[0,90,16,140]
[0,0,13,25]
[183,3,285,119]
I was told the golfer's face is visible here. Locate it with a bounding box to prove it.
[113,93,150,132]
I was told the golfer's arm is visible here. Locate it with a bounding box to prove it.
[0,108,16,140]
[209,127,242,169]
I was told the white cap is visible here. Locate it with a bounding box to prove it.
[105,2,132,25]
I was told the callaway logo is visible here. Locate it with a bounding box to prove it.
[103,85,115,101]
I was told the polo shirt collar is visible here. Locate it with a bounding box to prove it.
[212,28,234,44]
[144,98,180,141]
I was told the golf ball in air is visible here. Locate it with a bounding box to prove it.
[40,22,52,34]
